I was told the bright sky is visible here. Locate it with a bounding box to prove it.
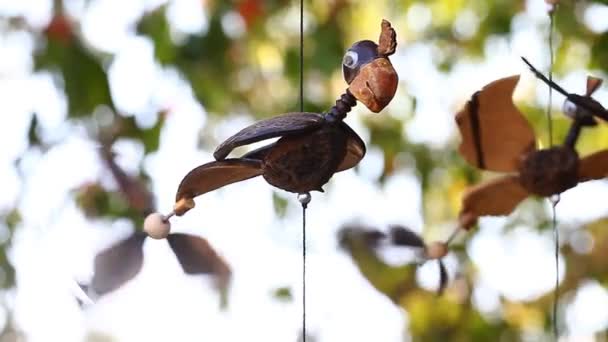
[1,0,608,341]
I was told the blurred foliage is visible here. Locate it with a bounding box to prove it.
[1,0,608,340]
[272,286,294,302]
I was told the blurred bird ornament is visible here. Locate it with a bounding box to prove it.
[144,20,399,232]
[455,65,608,227]
[78,147,231,303]
[386,225,450,295]
[339,222,466,297]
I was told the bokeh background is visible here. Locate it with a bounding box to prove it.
[1,0,608,341]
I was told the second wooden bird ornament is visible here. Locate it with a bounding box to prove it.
[456,63,608,225]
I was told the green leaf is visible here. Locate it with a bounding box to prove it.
[136,8,176,65]
[35,39,114,117]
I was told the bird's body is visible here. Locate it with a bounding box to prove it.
[517,146,579,197]
[262,120,348,193]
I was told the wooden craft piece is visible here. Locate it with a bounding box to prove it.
[80,147,231,300]
[456,66,608,225]
[165,20,399,219]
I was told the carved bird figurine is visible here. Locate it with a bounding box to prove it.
[144,20,399,237]
[339,224,456,296]
[455,70,608,226]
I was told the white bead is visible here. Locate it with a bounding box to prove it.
[298,193,311,205]
[143,213,171,239]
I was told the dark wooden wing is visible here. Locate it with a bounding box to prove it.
[240,143,276,160]
[336,122,366,172]
[461,175,529,218]
[214,112,325,160]
[91,232,147,296]
[389,225,425,248]
[167,233,230,276]
[578,150,608,182]
[99,147,155,215]
[175,159,262,202]
[455,75,536,172]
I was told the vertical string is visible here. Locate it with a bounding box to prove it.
[547,10,555,147]
[299,0,304,113]
[298,194,310,341]
[551,198,559,339]
[302,204,307,341]
[298,1,306,340]
[546,6,559,339]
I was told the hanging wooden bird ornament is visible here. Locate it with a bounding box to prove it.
[455,70,608,224]
[144,20,399,233]
[339,222,466,296]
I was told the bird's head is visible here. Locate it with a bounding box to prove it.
[342,19,399,113]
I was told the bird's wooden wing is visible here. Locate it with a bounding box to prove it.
[336,122,366,172]
[455,75,536,172]
[90,232,147,296]
[389,225,426,248]
[461,174,529,218]
[578,150,608,182]
[99,147,155,215]
[175,159,263,203]
[240,143,276,160]
[167,233,230,277]
[214,112,325,160]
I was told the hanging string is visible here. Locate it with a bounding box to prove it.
[301,201,307,341]
[299,0,304,113]
[298,1,306,340]
[298,193,310,341]
[551,195,559,338]
[546,3,559,339]
[547,8,555,147]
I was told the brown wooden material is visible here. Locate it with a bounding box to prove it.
[213,113,325,160]
[458,212,478,231]
[518,147,579,196]
[578,150,608,182]
[389,225,425,248]
[377,19,397,56]
[167,233,231,289]
[173,20,399,211]
[99,147,155,215]
[173,198,195,216]
[262,125,347,193]
[455,75,536,172]
[175,159,263,205]
[91,232,147,295]
[348,58,398,113]
[336,122,366,172]
[461,175,529,217]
